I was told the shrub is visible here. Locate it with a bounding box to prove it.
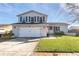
[76,33,79,36]
[54,31,65,36]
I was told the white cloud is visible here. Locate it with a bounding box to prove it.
[0,3,19,14]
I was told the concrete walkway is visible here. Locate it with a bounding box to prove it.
[0,38,38,56]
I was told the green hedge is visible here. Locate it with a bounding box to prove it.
[54,31,65,35]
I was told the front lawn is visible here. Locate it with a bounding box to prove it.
[35,36,79,53]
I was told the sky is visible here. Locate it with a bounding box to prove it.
[0,3,76,24]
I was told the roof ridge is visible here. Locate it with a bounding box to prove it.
[17,10,48,16]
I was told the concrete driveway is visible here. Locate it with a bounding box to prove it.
[0,38,39,56]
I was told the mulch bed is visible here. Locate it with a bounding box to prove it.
[31,52,79,56]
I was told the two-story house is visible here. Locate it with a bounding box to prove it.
[12,10,68,37]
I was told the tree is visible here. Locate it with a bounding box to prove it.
[60,3,79,24]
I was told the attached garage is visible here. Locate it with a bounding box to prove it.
[18,27,41,37]
[12,23,48,37]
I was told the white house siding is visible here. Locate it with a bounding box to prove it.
[18,27,41,37]
[60,26,68,34]
[12,26,19,37]
[12,24,48,37]
[18,12,47,23]
[18,27,47,37]
[41,26,48,36]
[48,29,54,34]
[48,25,68,34]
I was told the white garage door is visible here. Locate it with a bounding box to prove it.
[19,27,42,37]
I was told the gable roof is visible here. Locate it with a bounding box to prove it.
[17,10,48,16]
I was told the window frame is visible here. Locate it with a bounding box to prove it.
[49,26,52,30]
[37,16,39,22]
[54,26,60,32]
[34,16,36,22]
[20,16,22,23]
[31,17,34,23]
[25,16,27,22]
[29,16,31,22]
[22,17,25,23]
[43,16,45,22]
[40,17,42,23]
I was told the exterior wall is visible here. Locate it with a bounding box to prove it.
[18,27,41,37]
[60,26,68,34]
[20,12,46,17]
[66,33,76,36]
[12,25,19,37]
[12,24,68,37]
[12,24,48,37]
[41,26,48,36]
[18,12,47,23]
[48,25,68,34]
[0,25,12,34]
[48,26,54,34]
[48,30,54,34]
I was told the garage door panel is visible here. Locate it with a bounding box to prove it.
[19,27,41,37]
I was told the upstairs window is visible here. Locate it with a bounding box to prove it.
[22,17,25,23]
[37,16,39,22]
[20,16,22,22]
[29,16,31,22]
[34,16,36,22]
[26,16,27,22]
[40,17,42,23]
[31,17,34,23]
[43,16,45,22]
[43,16,45,21]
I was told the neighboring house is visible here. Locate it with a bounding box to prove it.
[68,25,79,35]
[12,10,69,37]
[0,24,12,36]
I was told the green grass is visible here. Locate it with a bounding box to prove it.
[35,36,79,53]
